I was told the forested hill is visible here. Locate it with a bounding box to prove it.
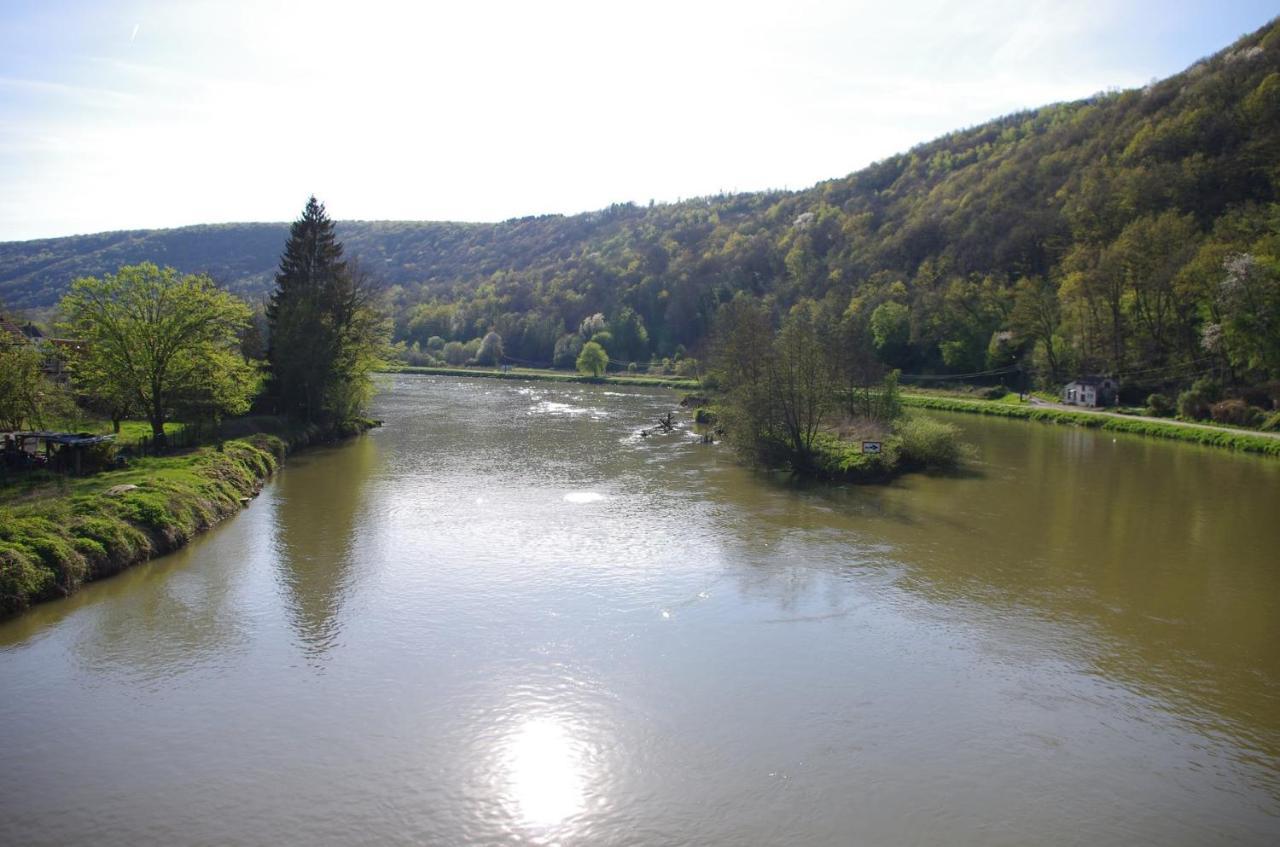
[4,18,1280,389]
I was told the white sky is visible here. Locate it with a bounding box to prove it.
[0,0,1275,241]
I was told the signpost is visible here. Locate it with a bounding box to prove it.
[861,441,882,455]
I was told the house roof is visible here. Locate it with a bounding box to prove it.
[1067,376,1115,386]
[1,315,28,345]
[4,431,115,446]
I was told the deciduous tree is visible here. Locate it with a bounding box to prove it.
[59,263,256,444]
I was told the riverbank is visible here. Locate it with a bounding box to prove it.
[383,364,699,390]
[901,394,1280,456]
[0,417,378,617]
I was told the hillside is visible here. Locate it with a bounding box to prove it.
[3,18,1279,391]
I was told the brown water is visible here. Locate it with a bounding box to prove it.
[2,374,1278,846]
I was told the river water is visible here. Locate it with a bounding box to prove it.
[2,375,1278,846]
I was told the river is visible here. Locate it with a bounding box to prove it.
[2,374,1278,846]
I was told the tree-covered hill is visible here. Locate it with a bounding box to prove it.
[4,17,1279,393]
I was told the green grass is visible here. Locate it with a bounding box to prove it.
[0,435,282,615]
[383,364,699,389]
[39,415,183,438]
[901,394,1280,457]
[0,416,379,617]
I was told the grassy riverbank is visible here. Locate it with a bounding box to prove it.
[0,417,377,616]
[902,394,1280,456]
[384,364,699,390]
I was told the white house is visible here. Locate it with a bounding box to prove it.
[1063,376,1119,408]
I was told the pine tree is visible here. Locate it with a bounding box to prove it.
[267,197,384,423]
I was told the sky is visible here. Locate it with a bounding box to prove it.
[0,0,1276,242]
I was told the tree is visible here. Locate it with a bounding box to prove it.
[609,307,650,361]
[576,340,608,377]
[267,197,386,423]
[712,295,776,448]
[59,263,256,444]
[553,333,583,368]
[442,341,467,365]
[0,343,61,431]
[869,301,911,366]
[1208,253,1280,380]
[768,306,836,467]
[477,331,504,366]
[1009,276,1064,383]
[578,313,607,338]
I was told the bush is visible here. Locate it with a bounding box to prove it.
[1261,411,1280,432]
[675,357,699,377]
[442,341,467,365]
[1146,393,1174,417]
[1177,389,1212,420]
[1209,399,1264,427]
[896,416,963,469]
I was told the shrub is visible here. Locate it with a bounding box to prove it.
[442,341,467,365]
[896,416,963,469]
[1209,399,1264,427]
[675,357,699,377]
[1177,389,1212,420]
[1261,411,1280,432]
[1146,393,1174,417]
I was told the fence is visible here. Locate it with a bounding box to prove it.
[118,422,221,457]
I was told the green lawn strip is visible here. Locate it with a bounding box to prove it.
[383,364,699,389]
[0,417,377,617]
[901,394,1280,456]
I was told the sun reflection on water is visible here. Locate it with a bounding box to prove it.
[503,717,588,831]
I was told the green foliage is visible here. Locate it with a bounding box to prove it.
[267,197,388,424]
[442,340,467,365]
[895,416,964,469]
[0,417,377,615]
[553,333,583,368]
[1146,393,1175,416]
[0,342,67,430]
[476,331,504,366]
[386,364,696,388]
[1178,376,1223,419]
[576,341,608,378]
[869,301,910,365]
[58,263,256,442]
[6,20,1280,398]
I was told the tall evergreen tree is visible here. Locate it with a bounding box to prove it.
[268,197,384,423]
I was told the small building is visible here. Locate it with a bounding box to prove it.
[2,431,116,475]
[1,313,82,383]
[1063,376,1119,408]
